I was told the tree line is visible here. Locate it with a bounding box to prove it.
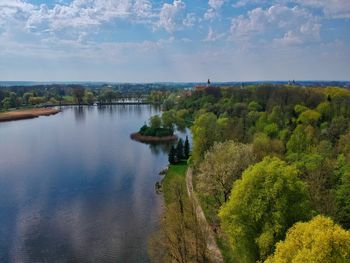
[0,84,177,110]
[152,84,350,262]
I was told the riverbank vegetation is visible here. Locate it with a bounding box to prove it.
[150,84,350,262]
[149,161,210,263]
[0,108,60,122]
[0,83,181,111]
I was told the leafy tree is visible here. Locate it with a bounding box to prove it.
[252,133,284,161]
[287,125,316,157]
[198,140,255,208]
[317,101,331,121]
[162,110,175,129]
[84,91,95,105]
[219,157,310,263]
[23,92,33,105]
[184,136,190,159]
[297,109,321,126]
[148,179,209,263]
[265,215,350,263]
[150,115,162,130]
[248,101,262,112]
[175,109,190,130]
[1,97,11,109]
[72,88,85,105]
[294,104,309,114]
[191,112,218,164]
[335,154,350,228]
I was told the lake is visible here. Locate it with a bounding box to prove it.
[0,105,173,263]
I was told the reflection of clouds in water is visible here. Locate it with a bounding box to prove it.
[0,105,167,262]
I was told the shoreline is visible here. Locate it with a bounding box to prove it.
[130,132,177,143]
[0,108,60,122]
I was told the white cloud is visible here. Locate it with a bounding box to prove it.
[204,26,225,41]
[0,0,157,34]
[230,5,321,45]
[295,0,350,19]
[183,13,196,27]
[233,0,350,19]
[133,0,152,17]
[204,0,225,20]
[157,0,186,32]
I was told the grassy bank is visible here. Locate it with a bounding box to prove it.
[0,108,60,122]
[162,161,188,205]
[197,190,235,262]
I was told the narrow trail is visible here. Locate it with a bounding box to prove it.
[186,168,224,263]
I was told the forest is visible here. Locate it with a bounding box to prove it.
[151,84,350,263]
[0,83,179,110]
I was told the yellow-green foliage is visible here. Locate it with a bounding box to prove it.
[265,215,350,263]
[219,157,310,263]
[297,109,321,125]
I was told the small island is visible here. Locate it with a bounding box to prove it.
[0,108,60,122]
[131,115,177,143]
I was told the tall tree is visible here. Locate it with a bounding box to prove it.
[198,140,256,208]
[184,136,190,159]
[191,112,218,164]
[265,215,350,263]
[168,146,177,164]
[176,139,184,160]
[220,157,310,263]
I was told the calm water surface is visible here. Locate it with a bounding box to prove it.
[0,105,171,263]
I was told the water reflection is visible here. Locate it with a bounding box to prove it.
[0,105,166,263]
[74,106,86,123]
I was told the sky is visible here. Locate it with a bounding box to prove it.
[0,0,349,82]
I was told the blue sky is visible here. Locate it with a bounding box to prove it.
[0,0,349,82]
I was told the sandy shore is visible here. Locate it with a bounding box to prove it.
[0,108,60,122]
[130,132,177,143]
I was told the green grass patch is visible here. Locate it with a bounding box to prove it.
[162,160,188,206]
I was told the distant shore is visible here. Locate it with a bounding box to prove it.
[130,132,177,143]
[0,108,60,122]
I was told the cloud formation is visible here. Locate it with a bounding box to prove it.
[0,0,349,81]
[230,5,321,45]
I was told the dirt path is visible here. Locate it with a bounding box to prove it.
[186,168,224,263]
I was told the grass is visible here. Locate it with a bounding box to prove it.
[162,160,188,206]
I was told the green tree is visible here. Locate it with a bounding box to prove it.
[184,136,190,159]
[176,139,184,160]
[335,154,350,229]
[150,115,162,130]
[162,110,175,129]
[84,91,95,105]
[286,125,315,157]
[72,88,85,105]
[297,109,321,126]
[168,146,177,164]
[219,157,310,263]
[248,101,262,112]
[198,140,255,208]
[191,112,218,164]
[252,133,284,161]
[265,215,350,263]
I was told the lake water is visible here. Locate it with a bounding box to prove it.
[0,105,172,263]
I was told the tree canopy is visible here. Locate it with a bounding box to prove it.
[219,157,310,263]
[265,215,350,263]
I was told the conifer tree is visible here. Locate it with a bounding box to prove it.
[168,146,177,164]
[176,139,184,160]
[184,136,190,159]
